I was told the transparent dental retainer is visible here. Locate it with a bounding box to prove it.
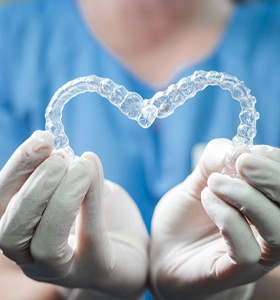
[45,70,259,176]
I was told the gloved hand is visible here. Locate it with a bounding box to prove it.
[150,139,280,300]
[0,130,148,300]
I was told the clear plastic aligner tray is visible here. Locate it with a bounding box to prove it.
[45,70,259,176]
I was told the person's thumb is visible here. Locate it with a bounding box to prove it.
[185,138,233,199]
[75,152,110,258]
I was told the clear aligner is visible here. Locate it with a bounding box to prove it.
[45,70,259,176]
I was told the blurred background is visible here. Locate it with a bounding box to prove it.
[0,0,20,4]
[0,0,279,6]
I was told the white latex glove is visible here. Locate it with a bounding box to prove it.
[150,139,280,300]
[0,131,148,300]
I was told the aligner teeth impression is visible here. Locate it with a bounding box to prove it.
[45,70,259,176]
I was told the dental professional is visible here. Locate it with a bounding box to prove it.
[1,0,280,299]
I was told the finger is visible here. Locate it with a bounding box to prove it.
[197,138,233,177]
[29,156,92,278]
[181,138,233,200]
[0,130,54,213]
[78,153,148,293]
[0,155,66,264]
[251,144,280,163]
[208,173,280,249]
[151,139,233,244]
[236,152,280,202]
[77,152,105,243]
[201,186,261,264]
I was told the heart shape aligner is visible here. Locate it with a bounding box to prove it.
[45,70,259,176]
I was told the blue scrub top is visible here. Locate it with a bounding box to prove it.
[1,0,280,231]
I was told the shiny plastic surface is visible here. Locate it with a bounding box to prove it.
[45,70,259,175]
